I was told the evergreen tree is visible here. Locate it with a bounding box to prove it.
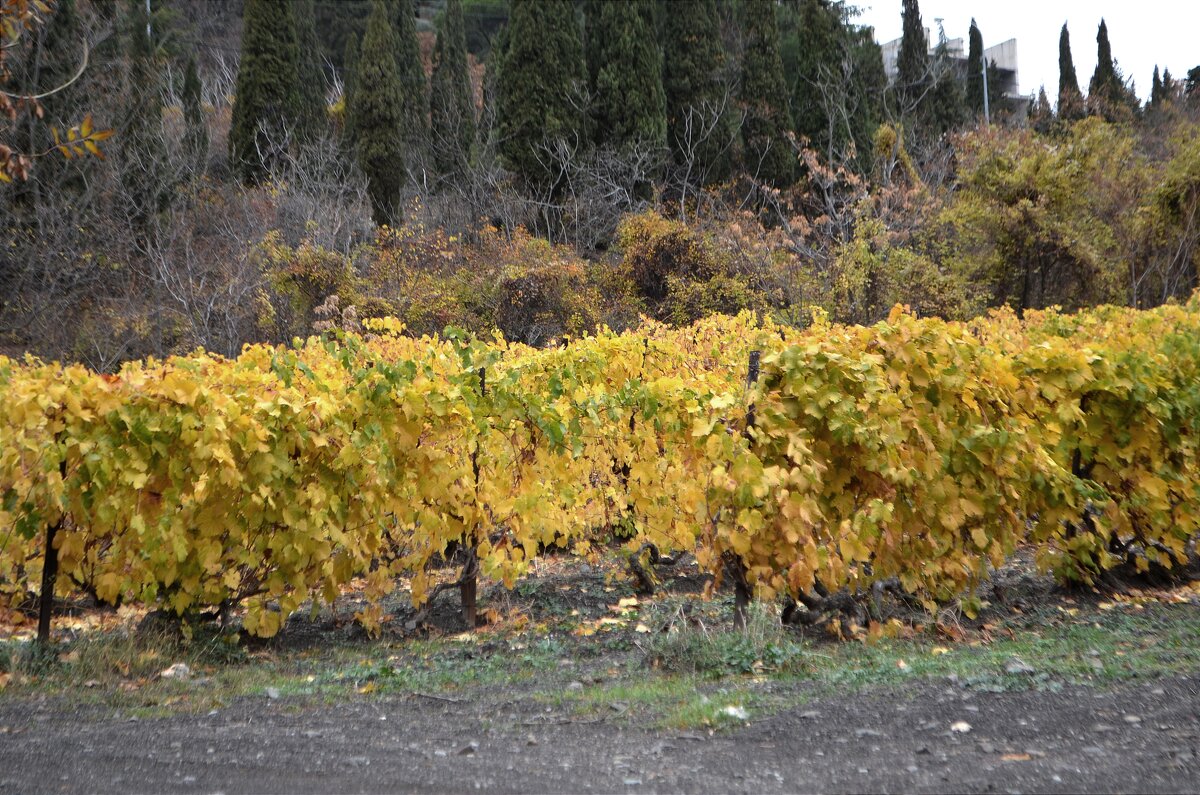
[122,0,166,225]
[34,0,82,124]
[739,0,793,186]
[430,0,475,176]
[1057,23,1084,121]
[895,0,929,115]
[314,0,370,72]
[1029,85,1054,133]
[1088,19,1137,121]
[778,0,884,168]
[780,0,838,147]
[1162,68,1178,103]
[342,32,360,119]
[926,31,966,135]
[387,0,429,154]
[661,0,735,182]
[494,0,587,189]
[348,0,406,224]
[585,0,666,151]
[1150,65,1163,110]
[182,55,209,174]
[229,0,304,182]
[966,18,984,116]
[295,0,328,137]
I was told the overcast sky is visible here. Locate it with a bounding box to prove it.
[850,1,1200,103]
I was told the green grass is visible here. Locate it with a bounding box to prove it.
[3,595,1199,730]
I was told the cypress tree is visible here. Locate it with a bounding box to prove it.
[895,0,930,116]
[585,0,666,151]
[1088,19,1136,121]
[739,0,793,186]
[122,0,166,225]
[342,32,360,120]
[494,0,587,189]
[182,55,209,174]
[229,0,304,182]
[926,32,966,135]
[1162,68,1177,103]
[34,0,82,123]
[1057,23,1084,121]
[779,0,837,148]
[295,0,328,137]
[430,0,475,176]
[778,0,884,169]
[588,0,672,152]
[387,0,429,154]
[314,0,371,72]
[846,25,887,167]
[966,19,984,116]
[348,0,406,224]
[1150,65,1163,110]
[661,0,734,182]
[1029,85,1054,133]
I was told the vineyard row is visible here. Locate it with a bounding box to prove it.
[3,300,1200,639]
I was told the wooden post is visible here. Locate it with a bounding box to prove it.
[744,350,760,439]
[36,519,61,646]
[36,456,69,647]
[462,367,486,629]
[731,350,761,630]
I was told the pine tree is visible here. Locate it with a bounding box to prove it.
[295,0,328,138]
[661,0,734,182]
[182,55,209,175]
[966,19,984,116]
[1088,19,1137,121]
[494,0,587,189]
[585,0,666,151]
[229,0,304,182]
[895,0,929,116]
[739,0,793,186]
[1057,23,1084,121]
[430,0,475,176]
[387,0,429,154]
[348,0,406,224]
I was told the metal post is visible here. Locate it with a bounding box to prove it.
[982,57,991,128]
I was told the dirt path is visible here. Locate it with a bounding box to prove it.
[3,675,1198,794]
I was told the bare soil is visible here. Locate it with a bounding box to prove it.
[3,553,1200,794]
[2,675,1199,794]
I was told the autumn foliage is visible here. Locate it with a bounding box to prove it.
[5,297,1200,637]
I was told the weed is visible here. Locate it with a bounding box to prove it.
[647,602,806,676]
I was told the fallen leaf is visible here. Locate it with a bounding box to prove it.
[1001,753,1032,762]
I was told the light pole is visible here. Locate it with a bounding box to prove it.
[982,56,991,128]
